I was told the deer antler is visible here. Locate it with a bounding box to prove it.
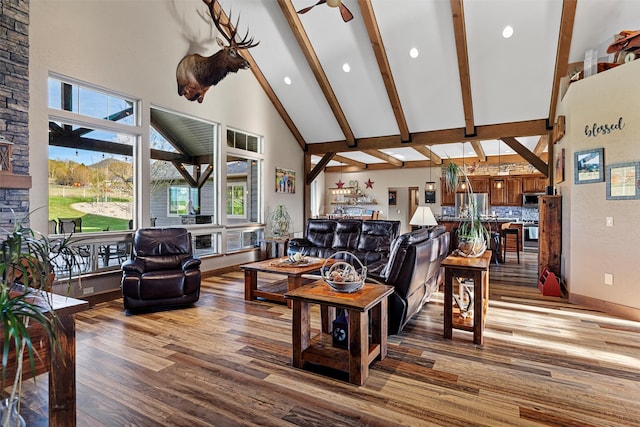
[176,0,259,103]
[203,0,259,49]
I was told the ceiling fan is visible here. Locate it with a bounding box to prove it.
[297,0,354,22]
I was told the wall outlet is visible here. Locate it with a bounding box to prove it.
[604,273,613,286]
[82,286,94,295]
[606,217,614,227]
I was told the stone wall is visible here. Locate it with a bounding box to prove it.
[0,0,30,230]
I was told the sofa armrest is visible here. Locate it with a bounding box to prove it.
[182,257,202,270]
[122,259,144,274]
[288,238,312,247]
[366,259,388,279]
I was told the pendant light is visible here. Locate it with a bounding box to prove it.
[426,145,435,191]
[495,141,504,189]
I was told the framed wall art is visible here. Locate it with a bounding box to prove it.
[574,148,604,184]
[606,162,640,200]
[554,148,565,184]
[275,167,295,193]
[388,190,397,206]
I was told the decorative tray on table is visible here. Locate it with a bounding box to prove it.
[270,255,321,268]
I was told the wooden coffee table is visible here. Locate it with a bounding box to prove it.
[241,257,329,307]
[285,280,394,385]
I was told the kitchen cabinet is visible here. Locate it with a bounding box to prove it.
[440,177,455,206]
[490,177,522,206]
[468,176,490,193]
[489,178,506,205]
[522,175,547,193]
[441,176,489,206]
[506,177,522,205]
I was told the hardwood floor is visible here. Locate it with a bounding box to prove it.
[15,249,640,426]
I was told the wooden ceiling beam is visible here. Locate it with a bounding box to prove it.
[411,145,443,165]
[278,0,356,147]
[470,141,486,162]
[548,0,576,125]
[500,136,548,176]
[215,1,306,150]
[450,0,475,137]
[307,152,335,184]
[534,134,549,156]
[362,149,403,167]
[358,0,409,142]
[333,154,367,169]
[320,153,538,172]
[306,119,548,154]
[171,160,198,187]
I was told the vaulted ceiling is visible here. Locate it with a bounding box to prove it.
[212,0,639,174]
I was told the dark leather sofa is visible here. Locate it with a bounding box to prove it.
[287,219,401,265]
[367,225,450,334]
[121,227,201,311]
[289,219,450,335]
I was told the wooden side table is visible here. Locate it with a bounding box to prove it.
[259,238,289,260]
[442,250,491,345]
[285,281,394,385]
[241,257,327,307]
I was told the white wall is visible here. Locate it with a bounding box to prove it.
[557,59,640,311]
[29,0,304,270]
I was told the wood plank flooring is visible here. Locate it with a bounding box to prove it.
[13,249,640,426]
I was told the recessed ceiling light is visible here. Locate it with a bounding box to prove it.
[409,48,419,59]
[283,76,292,85]
[502,26,514,39]
[342,63,351,73]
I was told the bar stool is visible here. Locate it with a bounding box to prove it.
[501,226,520,264]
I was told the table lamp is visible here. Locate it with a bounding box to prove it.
[409,206,438,228]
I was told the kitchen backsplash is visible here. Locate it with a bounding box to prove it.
[441,205,539,221]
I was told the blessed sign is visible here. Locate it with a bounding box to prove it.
[585,117,625,137]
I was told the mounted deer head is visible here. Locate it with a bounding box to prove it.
[176,0,259,103]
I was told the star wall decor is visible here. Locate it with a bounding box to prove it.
[336,179,345,189]
[365,178,374,189]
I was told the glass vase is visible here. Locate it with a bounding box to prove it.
[0,397,26,427]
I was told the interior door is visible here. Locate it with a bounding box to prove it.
[408,187,419,230]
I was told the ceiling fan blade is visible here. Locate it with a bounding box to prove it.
[339,3,354,22]
[297,0,326,15]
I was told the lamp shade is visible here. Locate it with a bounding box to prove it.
[409,206,438,227]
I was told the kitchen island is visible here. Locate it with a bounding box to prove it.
[438,217,527,256]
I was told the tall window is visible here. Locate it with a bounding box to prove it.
[226,127,263,225]
[48,76,138,233]
[149,107,217,227]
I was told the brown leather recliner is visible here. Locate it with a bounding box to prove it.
[121,227,201,311]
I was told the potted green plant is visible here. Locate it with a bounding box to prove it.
[443,159,489,257]
[0,210,79,426]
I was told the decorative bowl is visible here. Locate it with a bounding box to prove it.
[321,251,366,293]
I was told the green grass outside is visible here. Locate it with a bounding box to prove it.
[49,195,130,233]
